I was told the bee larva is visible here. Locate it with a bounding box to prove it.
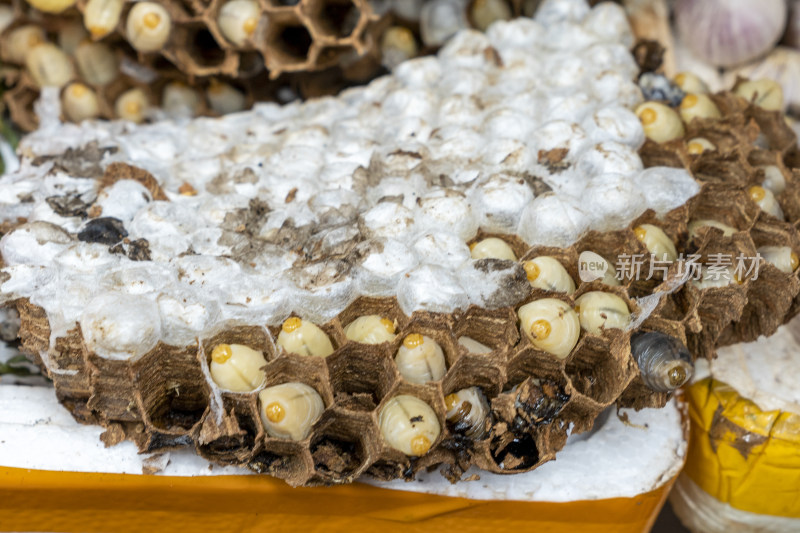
[748,185,784,219]
[761,165,786,195]
[26,43,75,89]
[258,382,324,441]
[634,224,677,262]
[517,298,580,359]
[734,79,783,111]
[62,83,101,123]
[522,256,576,294]
[686,137,715,155]
[114,88,149,123]
[470,237,517,261]
[344,315,397,344]
[469,0,512,32]
[379,395,441,456]
[74,41,119,87]
[2,25,45,65]
[679,93,721,123]
[206,80,247,115]
[161,81,202,118]
[83,0,125,40]
[444,386,489,439]
[217,0,261,47]
[692,266,743,290]
[395,334,447,384]
[380,26,419,70]
[574,291,630,334]
[208,343,267,392]
[757,246,799,274]
[635,101,685,143]
[630,331,693,392]
[25,0,77,14]
[457,336,492,354]
[126,2,172,53]
[579,251,620,286]
[673,72,709,94]
[687,219,737,240]
[277,317,334,357]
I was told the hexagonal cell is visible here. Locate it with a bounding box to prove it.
[263,354,334,406]
[305,0,361,39]
[685,185,759,250]
[308,409,378,483]
[453,305,519,356]
[468,230,530,261]
[201,324,276,363]
[392,317,459,384]
[337,296,409,337]
[327,345,396,411]
[691,151,752,187]
[443,356,504,400]
[249,439,310,484]
[268,314,345,358]
[87,356,141,423]
[574,229,637,287]
[264,13,314,70]
[748,105,798,153]
[133,342,209,433]
[564,334,631,407]
[169,23,234,76]
[196,393,261,463]
[638,139,688,169]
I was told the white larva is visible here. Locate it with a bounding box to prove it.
[379,395,441,456]
[258,382,324,441]
[395,334,447,384]
[517,298,580,359]
[208,343,267,392]
[276,317,335,357]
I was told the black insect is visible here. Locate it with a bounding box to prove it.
[77,217,128,245]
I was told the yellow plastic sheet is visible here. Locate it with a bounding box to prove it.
[0,465,675,533]
[684,378,800,518]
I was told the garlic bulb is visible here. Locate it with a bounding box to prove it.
[674,0,787,68]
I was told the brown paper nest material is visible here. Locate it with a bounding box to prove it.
[4,92,800,486]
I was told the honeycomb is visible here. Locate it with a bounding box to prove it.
[0,0,620,130]
[5,89,799,486]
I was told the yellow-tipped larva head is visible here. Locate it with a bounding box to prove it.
[734,79,784,111]
[258,382,324,441]
[209,343,267,392]
[635,101,685,143]
[686,137,716,155]
[206,80,247,115]
[574,291,631,334]
[634,224,677,262]
[758,246,799,274]
[688,219,737,240]
[679,93,721,123]
[26,43,75,89]
[114,87,149,123]
[344,315,397,345]
[457,336,492,354]
[470,237,517,261]
[380,26,419,69]
[470,0,512,32]
[673,72,709,94]
[84,0,125,40]
[277,317,335,357]
[395,334,446,384]
[25,0,77,14]
[75,41,119,87]
[126,2,171,53]
[522,256,576,294]
[748,185,784,219]
[218,0,261,47]
[2,25,46,65]
[445,386,489,439]
[62,82,100,123]
[379,395,441,456]
[517,298,580,359]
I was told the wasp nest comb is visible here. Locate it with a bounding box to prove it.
[0,0,379,130]
[2,2,799,486]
